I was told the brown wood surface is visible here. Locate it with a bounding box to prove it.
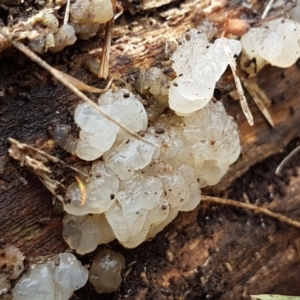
[1,0,300,299]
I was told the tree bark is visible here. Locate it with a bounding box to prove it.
[1,0,300,299]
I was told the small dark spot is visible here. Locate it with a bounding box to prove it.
[243,59,252,68]
[96,174,102,178]
[173,82,178,87]
[155,128,165,134]
[110,193,115,200]
[163,67,174,75]
[123,92,130,98]
[161,204,168,210]
[138,130,145,137]
[126,139,130,144]
[185,33,191,41]
[210,139,216,145]
[213,88,223,100]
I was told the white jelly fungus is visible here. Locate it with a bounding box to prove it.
[241,18,300,74]
[168,29,241,116]
[51,29,242,250]
[59,86,240,249]
[60,89,148,161]
[89,249,125,294]
[12,253,88,300]
[70,0,113,40]
[26,0,114,53]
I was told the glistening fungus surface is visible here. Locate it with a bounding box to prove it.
[71,138,300,300]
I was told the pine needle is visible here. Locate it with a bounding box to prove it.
[98,19,113,79]
[63,0,71,25]
[98,0,116,79]
[261,0,275,20]
[221,37,254,126]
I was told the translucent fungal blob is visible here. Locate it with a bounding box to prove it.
[70,0,113,39]
[168,29,241,115]
[241,18,300,74]
[48,24,77,53]
[61,87,240,249]
[63,89,148,161]
[12,253,88,300]
[62,214,115,254]
[89,249,125,294]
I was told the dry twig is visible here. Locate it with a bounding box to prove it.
[252,0,296,26]
[201,195,300,229]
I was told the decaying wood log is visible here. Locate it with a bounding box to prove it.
[1,0,300,299]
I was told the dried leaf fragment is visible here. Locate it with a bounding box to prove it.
[242,77,275,127]
[8,138,87,203]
